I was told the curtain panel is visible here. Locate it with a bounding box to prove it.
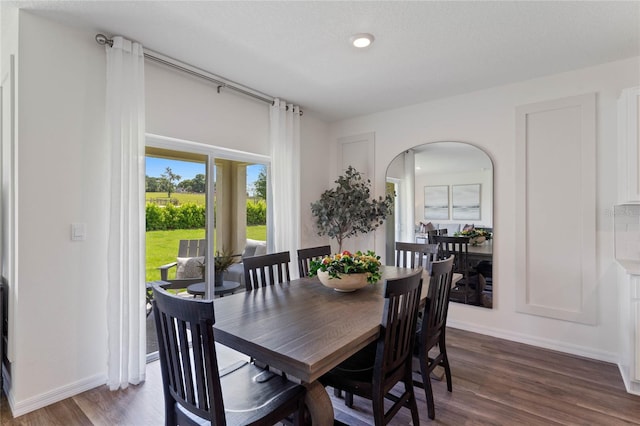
[105,36,146,390]
[269,99,301,277]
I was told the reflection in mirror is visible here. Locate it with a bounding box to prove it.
[385,142,493,309]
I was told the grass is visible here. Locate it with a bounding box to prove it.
[146,225,267,281]
[145,192,205,205]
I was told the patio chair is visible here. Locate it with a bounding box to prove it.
[157,239,206,283]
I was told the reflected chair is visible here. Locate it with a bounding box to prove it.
[320,269,423,426]
[413,255,455,420]
[243,251,291,291]
[297,245,332,277]
[152,285,306,426]
[395,242,439,274]
[433,235,474,304]
[426,228,447,244]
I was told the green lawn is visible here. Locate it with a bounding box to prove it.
[146,191,206,205]
[146,225,267,281]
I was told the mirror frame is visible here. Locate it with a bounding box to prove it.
[385,141,494,308]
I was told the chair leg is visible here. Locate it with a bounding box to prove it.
[333,387,342,398]
[371,393,385,426]
[407,385,420,426]
[420,358,436,420]
[441,336,453,392]
[345,391,353,408]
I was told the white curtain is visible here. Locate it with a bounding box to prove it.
[268,99,301,277]
[105,36,146,390]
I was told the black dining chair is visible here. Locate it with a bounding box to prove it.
[395,241,439,274]
[320,269,423,426]
[152,285,306,426]
[413,255,455,420]
[243,251,291,291]
[433,235,475,304]
[296,245,331,277]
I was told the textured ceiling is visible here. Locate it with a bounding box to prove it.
[12,0,640,122]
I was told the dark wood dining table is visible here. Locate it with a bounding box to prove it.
[212,266,429,425]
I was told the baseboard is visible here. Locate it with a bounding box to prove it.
[618,363,640,396]
[8,373,106,418]
[447,320,618,364]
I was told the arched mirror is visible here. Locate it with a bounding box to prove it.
[385,141,494,309]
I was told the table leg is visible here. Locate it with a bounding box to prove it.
[304,381,334,426]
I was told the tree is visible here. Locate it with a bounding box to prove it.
[253,167,267,200]
[161,167,181,198]
[177,174,205,193]
[146,175,164,192]
[310,166,394,252]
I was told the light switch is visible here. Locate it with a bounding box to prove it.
[71,223,86,241]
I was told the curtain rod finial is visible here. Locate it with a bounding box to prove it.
[95,34,113,47]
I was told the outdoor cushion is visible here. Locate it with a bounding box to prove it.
[175,256,205,279]
[242,239,267,258]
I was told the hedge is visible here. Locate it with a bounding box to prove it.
[146,200,267,231]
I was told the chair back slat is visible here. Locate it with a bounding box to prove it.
[426,228,447,244]
[178,239,207,257]
[243,251,291,290]
[433,236,469,275]
[297,245,332,277]
[375,268,423,382]
[395,242,439,274]
[152,286,225,425]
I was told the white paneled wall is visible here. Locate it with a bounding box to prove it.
[515,94,597,324]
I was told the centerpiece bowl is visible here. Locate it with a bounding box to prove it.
[317,271,369,292]
[309,250,381,292]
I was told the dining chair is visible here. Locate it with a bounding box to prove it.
[395,241,439,274]
[320,268,423,426]
[426,228,448,244]
[243,251,291,291]
[413,255,455,420]
[151,285,306,426]
[296,245,331,277]
[433,235,474,304]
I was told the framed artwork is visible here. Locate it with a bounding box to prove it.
[452,184,481,220]
[424,185,449,220]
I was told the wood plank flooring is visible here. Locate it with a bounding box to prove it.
[2,328,639,425]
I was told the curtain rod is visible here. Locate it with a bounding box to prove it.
[95,34,303,115]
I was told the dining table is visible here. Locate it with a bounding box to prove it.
[212,266,461,425]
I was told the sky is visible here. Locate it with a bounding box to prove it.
[146,157,263,193]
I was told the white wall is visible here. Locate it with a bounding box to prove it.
[299,113,332,249]
[328,56,640,362]
[146,62,270,154]
[9,11,109,412]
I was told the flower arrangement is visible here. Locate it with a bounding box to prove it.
[309,250,382,284]
[454,228,492,245]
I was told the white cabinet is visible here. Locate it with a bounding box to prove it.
[615,204,640,394]
[616,86,640,395]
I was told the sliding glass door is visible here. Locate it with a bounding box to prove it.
[144,140,270,358]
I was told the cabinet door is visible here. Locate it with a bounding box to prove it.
[618,87,640,203]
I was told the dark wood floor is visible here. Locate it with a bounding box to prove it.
[2,328,639,425]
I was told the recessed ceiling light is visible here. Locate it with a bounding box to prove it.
[350,33,374,48]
